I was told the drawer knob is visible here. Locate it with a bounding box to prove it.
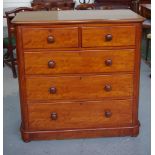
[49,87,57,94]
[47,35,55,43]
[51,112,57,120]
[104,110,112,118]
[48,60,56,68]
[105,59,112,66]
[105,34,112,41]
[104,84,112,91]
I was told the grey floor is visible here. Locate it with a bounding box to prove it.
[3,60,151,155]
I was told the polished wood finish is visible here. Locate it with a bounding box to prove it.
[139,0,151,3]
[22,27,78,49]
[75,3,95,10]
[82,26,136,47]
[31,0,75,10]
[21,123,140,142]
[28,99,132,130]
[140,4,151,19]
[12,10,144,142]
[24,50,135,75]
[26,74,133,101]
[94,0,138,12]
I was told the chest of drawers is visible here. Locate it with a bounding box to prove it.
[12,10,144,142]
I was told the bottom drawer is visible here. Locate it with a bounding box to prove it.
[28,99,132,131]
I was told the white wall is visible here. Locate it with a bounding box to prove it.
[3,0,31,8]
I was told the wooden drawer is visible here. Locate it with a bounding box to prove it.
[82,26,136,47]
[22,27,79,49]
[28,99,132,130]
[26,74,133,101]
[24,50,135,75]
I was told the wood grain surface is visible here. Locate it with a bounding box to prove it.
[82,26,136,47]
[24,50,135,75]
[22,27,79,49]
[13,10,143,141]
[26,74,133,101]
[28,99,132,130]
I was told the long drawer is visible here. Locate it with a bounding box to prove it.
[24,50,135,75]
[22,27,79,49]
[26,74,133,101]
[82,26,136,47]
[28,99,132,130]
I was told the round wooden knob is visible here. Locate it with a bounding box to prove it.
[104,110,112,118]
[49,87,57,94]
[105,59,112,66]
[105,34,112,41]
[48,60,56,68]
[51,112,57,120]
[47,35,55,43]
[104,84,112,92]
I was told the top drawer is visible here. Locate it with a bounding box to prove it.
[82,26,136,47]
[22,27,79,49]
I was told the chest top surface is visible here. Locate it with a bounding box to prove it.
[12,9,144,24]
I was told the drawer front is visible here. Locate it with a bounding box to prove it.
[82,26,136,47]
[28,99,132,130]
[22,27,79,49]
[24,50,135,75]
[26,74,133,101]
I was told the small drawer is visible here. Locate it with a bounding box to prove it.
[28,99,132,130]
[24,49,135,75]
[22,27,79,49]
[82,26,136,47]
[26,74,133,101]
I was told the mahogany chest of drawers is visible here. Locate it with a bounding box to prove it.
[12,10,144,142]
